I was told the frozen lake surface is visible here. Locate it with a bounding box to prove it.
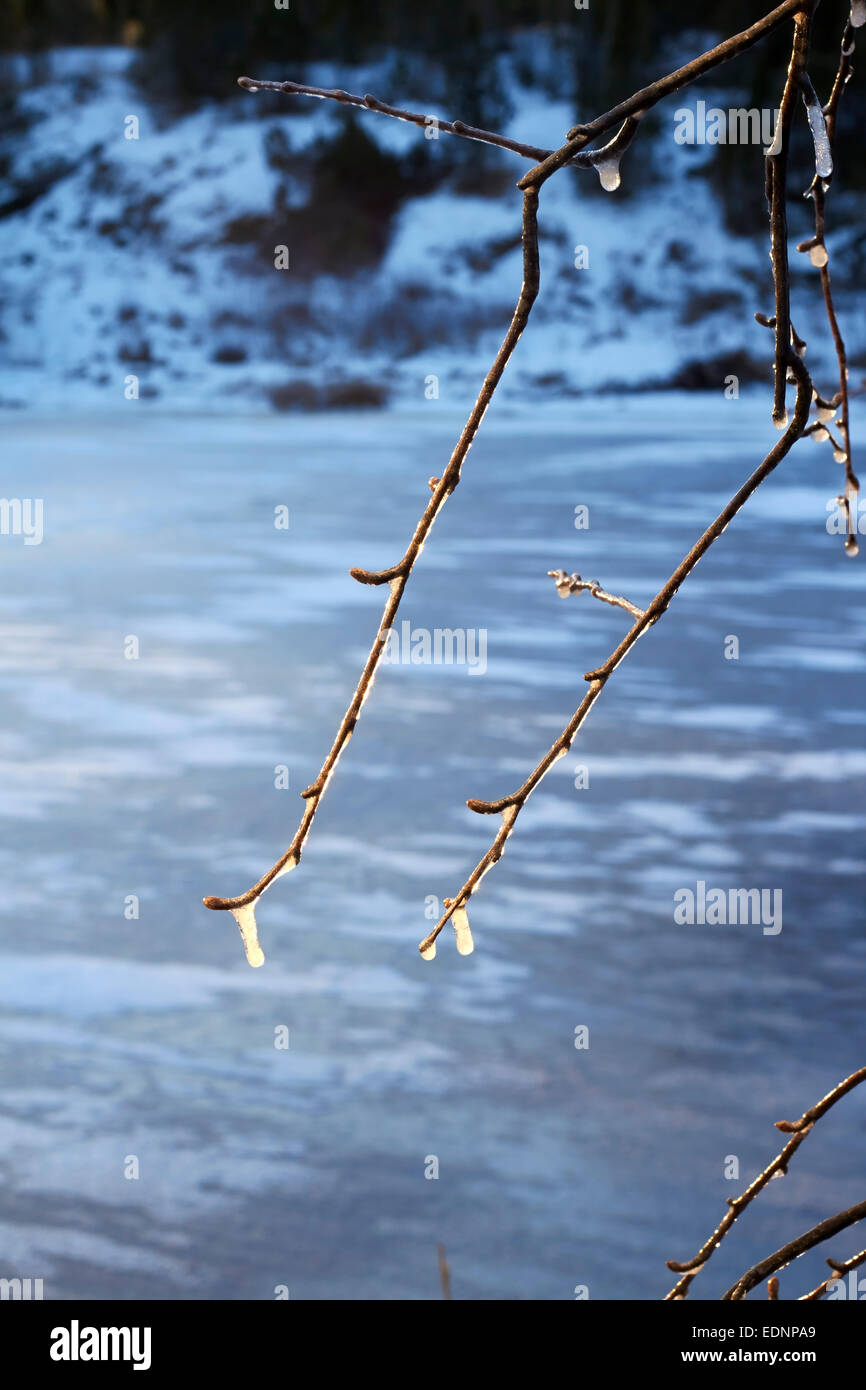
[1,394,864,1300]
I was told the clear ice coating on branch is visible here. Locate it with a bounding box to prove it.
[231,903,265,968]
[851,1,866,28]
[801,82,834,180]
[451,906,475,956]
[273,853,298,883]
[765,121,784,157]
[595,158,622,192]
[810,243,829,267]
[420,941,437,961]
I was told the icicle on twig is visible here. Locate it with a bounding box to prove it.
[798,72,833,179]
[574,114,644,192]
[451,905,475,956]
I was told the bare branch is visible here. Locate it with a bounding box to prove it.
[204,188,541,965]
[774,1065,866,1133]
[208,2,858,968]
[664,1067,866,1300]
[799,15,861,553]
[766,9,813,428]
[799,1246,866,1301]
[723,1201,866,1300]
[437,1244,452,1301]
[519,0,813,189]
[236,75,553,163]
[420,356,813,961]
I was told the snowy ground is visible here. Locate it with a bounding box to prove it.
[1,44,863,415]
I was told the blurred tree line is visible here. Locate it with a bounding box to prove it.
[2,1,862,107]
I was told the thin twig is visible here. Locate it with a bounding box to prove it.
[236,75,553,162]
[419,355,813,960]
[723,1201,866,1300]
[800,15,860,551]
[203,188,541,964]
[548,570,646,619]
[799,1245,866,1301]
[518,0,813,189]
[774,1064,866,1133]
[238,75,646,183]
[766,8,814,427]
[437,1244,452,1301]
[209,3,857,966]
[664,1067,866,1300]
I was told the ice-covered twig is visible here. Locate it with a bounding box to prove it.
[210,0,857,966]
[773,1064,866,1133]
[242,0,810,188]
[723,1201,866,1300]
[665,1066,866,1300]
[800,15,860,553]
[798,72,833,180]
[766,10,813,428]
[519,0,813,188]
[420,356,813,962]
[799,1245,866,1301]
[236,76,554,163]
[203,188,541,963]
[577,115,644,192]
[548,569,645,620]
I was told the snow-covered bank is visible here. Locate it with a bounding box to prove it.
[1,45,863,415]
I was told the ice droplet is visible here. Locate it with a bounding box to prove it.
[809,243,829,267]
[231,903,265,968]
[452,906,475,956]
[421,941,437,961]
[813,427,830,442]
[596,158,621,192]
[845,536,859,556]
[816,405,836,424]
[834,450,847,463]
[773,411,789,431]
[851,0,866,29]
